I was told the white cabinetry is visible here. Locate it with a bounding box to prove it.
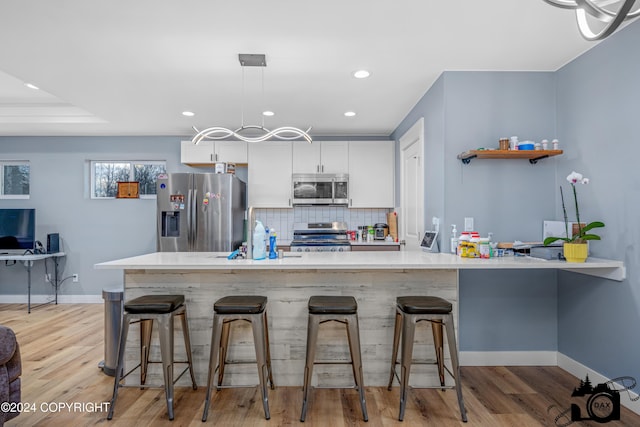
[248,141,293,208]
[348,140,395,208]
[181,140,248,165]
[292,141,348,173]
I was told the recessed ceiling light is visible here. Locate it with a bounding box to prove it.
[24,83,39,90]
[344,111,356,117]
[353,70,370,79]
[182,111,195,117]
[262,111,275,117]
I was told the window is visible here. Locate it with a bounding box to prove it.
[0,161,30,199]
[91,161,166,199]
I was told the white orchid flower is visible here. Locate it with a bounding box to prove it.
[567,171,589,184]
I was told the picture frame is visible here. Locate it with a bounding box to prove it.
[116,181,139,199]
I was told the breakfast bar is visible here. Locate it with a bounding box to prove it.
[95,251,625,387]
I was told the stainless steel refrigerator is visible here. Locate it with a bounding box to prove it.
[157,173,246,252]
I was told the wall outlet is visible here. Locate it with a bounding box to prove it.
[464,217,474,231]
[432,216,440,232]
[72,274,79,282]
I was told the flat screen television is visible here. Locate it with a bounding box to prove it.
[0,208,36,253]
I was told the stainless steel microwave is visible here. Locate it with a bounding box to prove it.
[292,173,349,205]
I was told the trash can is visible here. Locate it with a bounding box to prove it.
[100,287,123,376]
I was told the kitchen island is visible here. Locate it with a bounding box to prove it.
[95,251,624,387]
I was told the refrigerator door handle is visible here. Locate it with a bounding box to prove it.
[191,188,198,249]
[187,189,193,249]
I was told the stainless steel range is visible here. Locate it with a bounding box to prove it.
[290,222,351,252]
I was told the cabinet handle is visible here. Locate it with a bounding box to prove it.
[321,165,324,172]
[289,198,291,207]
[210,153,214,162]
[316,165,320,173]
[215,153,219,161]
[349,198,352,206]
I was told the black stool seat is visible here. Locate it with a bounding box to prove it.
[214,295,267,314]
[397,296,452,314]
[308,295,357,314]
[124,294,185,314]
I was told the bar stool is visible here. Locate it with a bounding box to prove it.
[202,295,274,422]
[107,294,197,421]
[387,296,467,422]
[300,295,368,422]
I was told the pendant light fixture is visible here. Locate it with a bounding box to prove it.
[542,0,640,40]
[191,54,312,145]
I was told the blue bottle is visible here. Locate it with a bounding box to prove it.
[268,229,277,259]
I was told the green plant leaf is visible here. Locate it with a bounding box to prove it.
[544,236,570,246]
[582,221,605,232]
[580,234,601,241]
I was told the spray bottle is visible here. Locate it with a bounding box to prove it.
[450,224,458,255]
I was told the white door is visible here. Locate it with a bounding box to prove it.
[399,119,424,250]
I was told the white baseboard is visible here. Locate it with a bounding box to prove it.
[460,351,558,366]
[558,352,640,416]
[0,294,103,304]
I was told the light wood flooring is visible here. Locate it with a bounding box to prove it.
[1,303,638,426]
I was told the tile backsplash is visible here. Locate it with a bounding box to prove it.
[254,207,392,241]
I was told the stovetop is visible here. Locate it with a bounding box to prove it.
[291,221,350,251]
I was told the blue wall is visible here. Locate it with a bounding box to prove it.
[0,136,192,297]
[555,21,640,383]
[390,19,640,376]
[392,71,560,351]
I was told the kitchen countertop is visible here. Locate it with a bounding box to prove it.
[95,251,625,280]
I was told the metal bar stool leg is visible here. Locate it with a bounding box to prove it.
[140,319,153,386]
[263,310,275,389]
[252,313,271,420]
[157,314,175,420]
[444,313,467,422]
[202,314,224,422]
[399,312,416,422]
[300,314,319,422]
[431,320,446,387]
[179,309,198,390]
[387,310,402,389]
[346,314,368,422]
[217,321,231,389]
[107,312,131,420]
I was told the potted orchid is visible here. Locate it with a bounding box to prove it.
[543,171,605,262]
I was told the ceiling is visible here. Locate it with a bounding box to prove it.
[0,1,614,138]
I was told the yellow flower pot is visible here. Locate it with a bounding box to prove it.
[564,243,588,263]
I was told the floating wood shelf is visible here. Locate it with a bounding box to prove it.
[458,149,563,165]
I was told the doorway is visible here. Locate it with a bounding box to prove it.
[399,118,425,251]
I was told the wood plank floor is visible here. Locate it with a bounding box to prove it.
[1,303,638,426]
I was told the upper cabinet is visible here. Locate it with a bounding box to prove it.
[248,141,293,208]
[348,140,395,208]
[292,141,349,174]
[181,140,248,165]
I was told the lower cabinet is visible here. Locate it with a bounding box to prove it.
[351,244,400,252]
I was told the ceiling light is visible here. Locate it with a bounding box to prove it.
[192,54,312,144]
[182,111,195,117]
[262,111,275,117]
[542,0,640,40]
[353,70,370,79]
[344,111,356,117]
[24,83,39,90]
